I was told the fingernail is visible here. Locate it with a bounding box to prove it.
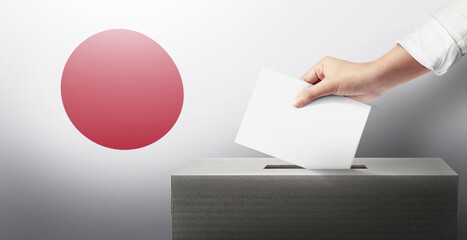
[292,96,302,108]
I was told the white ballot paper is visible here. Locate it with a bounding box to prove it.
[235,67,371,169]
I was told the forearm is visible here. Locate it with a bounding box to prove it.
[369,45,430,92]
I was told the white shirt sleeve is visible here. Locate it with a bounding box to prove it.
[397,0,467,75]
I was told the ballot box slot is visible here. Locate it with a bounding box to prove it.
[264,164,367,169]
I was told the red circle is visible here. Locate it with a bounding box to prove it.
[61,29,183,150]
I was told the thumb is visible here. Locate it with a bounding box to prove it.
[292,81,335,108]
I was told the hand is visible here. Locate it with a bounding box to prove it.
[292,45,430,108]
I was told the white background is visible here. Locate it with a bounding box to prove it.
[1,0,466,239]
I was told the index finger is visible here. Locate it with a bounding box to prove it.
[300,64,321,84]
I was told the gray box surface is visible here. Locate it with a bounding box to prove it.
[171,158,458,240]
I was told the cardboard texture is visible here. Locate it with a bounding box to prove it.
[171,158,458,240]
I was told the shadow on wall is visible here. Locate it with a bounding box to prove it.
[357,57,467,237]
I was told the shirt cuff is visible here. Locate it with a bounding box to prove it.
[397,16,462,75]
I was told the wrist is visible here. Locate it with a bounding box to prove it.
[364,60,392,92]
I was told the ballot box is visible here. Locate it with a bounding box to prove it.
[171,158,458,240]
